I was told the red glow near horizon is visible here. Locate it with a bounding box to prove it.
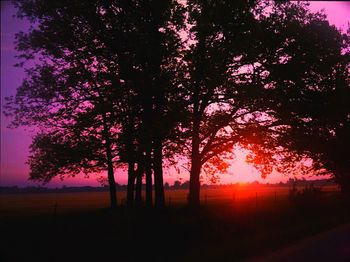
[1,2,348,187]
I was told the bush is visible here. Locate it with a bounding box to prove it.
[289,183,323,210]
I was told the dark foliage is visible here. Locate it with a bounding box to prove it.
[4,0,350,207]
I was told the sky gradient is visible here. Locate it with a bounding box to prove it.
[1,1,349,187]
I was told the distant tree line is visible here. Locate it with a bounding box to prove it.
[0,178,336,194]
[5,0,349,208]
[0,185,113,194]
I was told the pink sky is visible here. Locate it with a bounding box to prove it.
[1,2,349,187]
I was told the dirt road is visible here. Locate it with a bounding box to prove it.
[248,223,350,262]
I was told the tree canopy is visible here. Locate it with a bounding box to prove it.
[5,0,350,208]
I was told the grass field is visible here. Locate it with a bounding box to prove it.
[1,185,349,261]
[0,185,340,216]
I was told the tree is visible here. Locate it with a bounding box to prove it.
[183,0,350,207]
[184,0,281,207]
[5,0,132,208]
[108,0,186,208]
[241,2,350,197]
[6,0,185,209]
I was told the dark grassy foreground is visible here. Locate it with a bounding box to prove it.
[1,194,350,262]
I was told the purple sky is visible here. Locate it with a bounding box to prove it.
[1,2,349,187]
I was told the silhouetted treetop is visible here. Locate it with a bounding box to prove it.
[5,0,350,207]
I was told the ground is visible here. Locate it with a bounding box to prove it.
[248,223,350,261]
[1,186,349,261]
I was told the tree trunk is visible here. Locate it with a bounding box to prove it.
[189,111,201,207]
[189,157,201,207]
[142,76,153,207]
[135,161,144,206]
[127,161,135,207]
[107,162,117,209]
[189,140,201,207]
[153,137,165,208]
[145,146,153,207]
[102,113,117,209]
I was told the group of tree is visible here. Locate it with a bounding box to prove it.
[5,0,349,208]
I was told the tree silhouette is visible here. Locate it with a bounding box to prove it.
[5,0,135,208]
[184,0,282,206]
[104,0,185,208]
[182,0,350,207]
[6,0,185,209]
[241,2,350,197]
[5,0,349,209]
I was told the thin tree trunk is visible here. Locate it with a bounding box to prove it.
[153,137,165,208]
[107,160,117,209]
[135,160,144,206]
[142,77,153,207]
[145,146,153,207]
[127,161,135,207]
[102,113,117,209]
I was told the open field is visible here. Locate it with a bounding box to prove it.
[1,186,349,261]
[0,185,340,216]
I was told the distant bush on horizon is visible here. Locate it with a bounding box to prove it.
[0,178,336,194]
